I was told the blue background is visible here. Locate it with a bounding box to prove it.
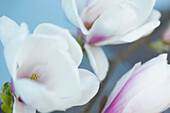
[0,0,170,112]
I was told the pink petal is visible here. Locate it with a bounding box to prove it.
[103,54,169,113]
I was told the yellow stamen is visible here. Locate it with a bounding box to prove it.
[30,72,39,81]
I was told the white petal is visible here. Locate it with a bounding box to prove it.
[114,9,161,44]
[34,23,83,66]
[75,0,98,15]
[3,23,28,80]
[122,80,170,113]
[15,79,80,112]
[95,10,161,46]
[45,50,81,98]
[84,44,109,81]
[15,79,62,112]
[13,98,36,113]
[62,0,89,35]
[75,69,99,105]
[17,35,81,98]
[18,34,69,67]
[129,0,156,24]
[102,63,141,113]
[0,16,19,46]
[88,0,157,42]
[81,0,123,25]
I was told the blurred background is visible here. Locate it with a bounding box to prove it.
[0,0,170,113]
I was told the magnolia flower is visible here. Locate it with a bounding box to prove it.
[0,16,99,113]
[62,0,161,81]
[102,54,170,113]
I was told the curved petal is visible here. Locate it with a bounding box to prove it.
[3,23,28,80]
[17,35,81,98]
[13,98,36,113]
[0,16,19,46]
[34,23,83,66]
[84,44,109,81]
[62,0,89,35]
[129,0,156,24]
[89,1,138,38]
[122,81,170,113]
[102,63,141,113]
[15,79,65,112]
[88,0,157,42]
[15,79,81,112]
[18,34,69,67]
[75,69,99,105]
[95,10,161,46]
[81,0,123,26]
[103,54,169,113]
[75,0,98,15]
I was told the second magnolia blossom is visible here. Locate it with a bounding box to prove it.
[0,16,99,113]
[102,54,170,113]
[62,0,161,81]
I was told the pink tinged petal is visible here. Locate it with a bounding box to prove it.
[89,35,111,44]
[62,0,89,35]
[88,1,140,42]
[15,79,80,112]
[13,98,36,113]
[16,35,81,98]
[3,23,28,80]
[122,81,170,113]
[95,10,161,46]
[75,69,100,105]
[33,23,83,66]
[102,63,141,113]
[103,54,169,113]
[81,0,124,28]
[84,44,109,81]
[15,79,64,112]
[88,0,157,43]
[0,16,19,46]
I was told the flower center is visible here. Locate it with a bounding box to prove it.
[30,72,39,81]
[84,15,100,30]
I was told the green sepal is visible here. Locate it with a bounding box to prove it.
[0,82,13,113]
